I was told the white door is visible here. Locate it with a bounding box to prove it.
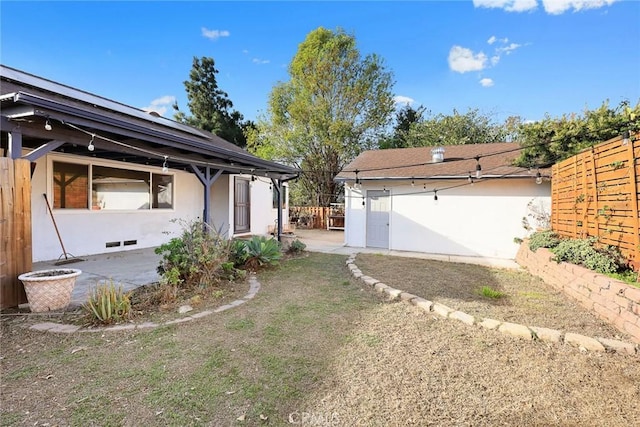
[366,190,390,249]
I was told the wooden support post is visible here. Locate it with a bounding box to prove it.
[190,165,222,226]
[626,138,640,269]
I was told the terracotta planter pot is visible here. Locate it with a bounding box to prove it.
[18,268,82,312]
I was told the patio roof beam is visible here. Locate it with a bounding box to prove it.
[8,91,298,174]
[190,165,223,226]
[22,139,66,162]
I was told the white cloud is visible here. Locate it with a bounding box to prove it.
[491,55,501,66]
[242,49,249,54]
[141,95,176,117]
[394,95,414,106]
[252,58,270,65]
[542,0,617,15]
[496,42,522,55]
[487,35,509,45]
[473,0,538,12]
[480,78,495,87]
[201,27,230,40]
[448,46,488,73]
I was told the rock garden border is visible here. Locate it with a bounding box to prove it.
[346,254,638,357]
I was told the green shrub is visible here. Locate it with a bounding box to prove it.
[550,238,622,274]
[155,219,232,288]
[230,239,249,267]
[84,282,131,325]
[528,230,561,252]
[244,236,282,270]
[288,239,307,254]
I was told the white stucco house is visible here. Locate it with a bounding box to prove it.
[1,65,298,263]
[335,143,551,262]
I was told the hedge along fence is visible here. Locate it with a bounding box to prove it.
[551,133,640,270]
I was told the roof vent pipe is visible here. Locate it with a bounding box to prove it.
[431,146,445,163]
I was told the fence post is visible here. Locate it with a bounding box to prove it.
[0,158,31,308]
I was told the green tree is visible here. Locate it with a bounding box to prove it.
[515,100,639,168]
[247,27,395,206]
[379,104,426,149]
[403,108,507,147]
[173,56,252,148]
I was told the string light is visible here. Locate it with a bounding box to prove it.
[475,156,482,179]
[411,179,415,187]
[433,189,438,202]
[467,172,473,184]
[354,169,361,190]
[535,170,543,185]
[162,155,169,173]
[44,119,52,131]
[87,134,95,151]
[622,130,630,146]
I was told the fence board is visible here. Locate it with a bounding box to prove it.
[551,133,640,270]
[0,158,31,308]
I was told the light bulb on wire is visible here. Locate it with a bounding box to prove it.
[44,119,52,131]
[475,156,482,179]
[535,171,543,185]
[87,134,95,152]
[162,155,169,173]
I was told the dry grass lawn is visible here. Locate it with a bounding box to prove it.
[1,252,639,426]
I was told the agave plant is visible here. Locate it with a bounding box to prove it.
[244,236,282,270]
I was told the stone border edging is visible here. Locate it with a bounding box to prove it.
[347,254,639,357]
[28,274,261,334]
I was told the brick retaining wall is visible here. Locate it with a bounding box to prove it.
[516,242,640,344]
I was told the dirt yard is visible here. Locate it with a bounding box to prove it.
[1,252,639,426]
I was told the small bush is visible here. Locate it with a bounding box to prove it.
[84,282,131,325]
[528,230,561,252]
[230,239,249,267]
[155,219,232,288]
[550,238,623,274]
[288,239,307,254]
[244,236,282,270]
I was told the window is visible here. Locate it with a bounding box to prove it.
[52,161,173,210]
[92,166,150,210]
[234,177,250,233]
[272,185,287,209]
[53,162,88,209]
[152,174,174,209]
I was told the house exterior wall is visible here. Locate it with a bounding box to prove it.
[345,179,550,260]
[31,154,288,262]
[31,152,203,262]
[225,175,289,237]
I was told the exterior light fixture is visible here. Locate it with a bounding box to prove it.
[87,134,95,152]
[475,156,482,179]
[44,119,52,131]
[535,170,543,185]
[162,155,169,173]
[622,130,630,146]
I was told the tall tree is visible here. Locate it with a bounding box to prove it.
[247,27,395,206]
[514,100,639,168]
[379,104,427,149]
[402,108,507,147]
[173,56,252,148]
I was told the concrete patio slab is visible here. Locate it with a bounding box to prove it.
[32,247,161,308]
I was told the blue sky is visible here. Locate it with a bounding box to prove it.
[1,1,639,125]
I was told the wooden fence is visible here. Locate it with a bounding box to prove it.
[551,133,640,269]
[290,206,332,229]
[0,158,31,309]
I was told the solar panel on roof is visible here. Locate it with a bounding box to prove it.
[0,65,209,139]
